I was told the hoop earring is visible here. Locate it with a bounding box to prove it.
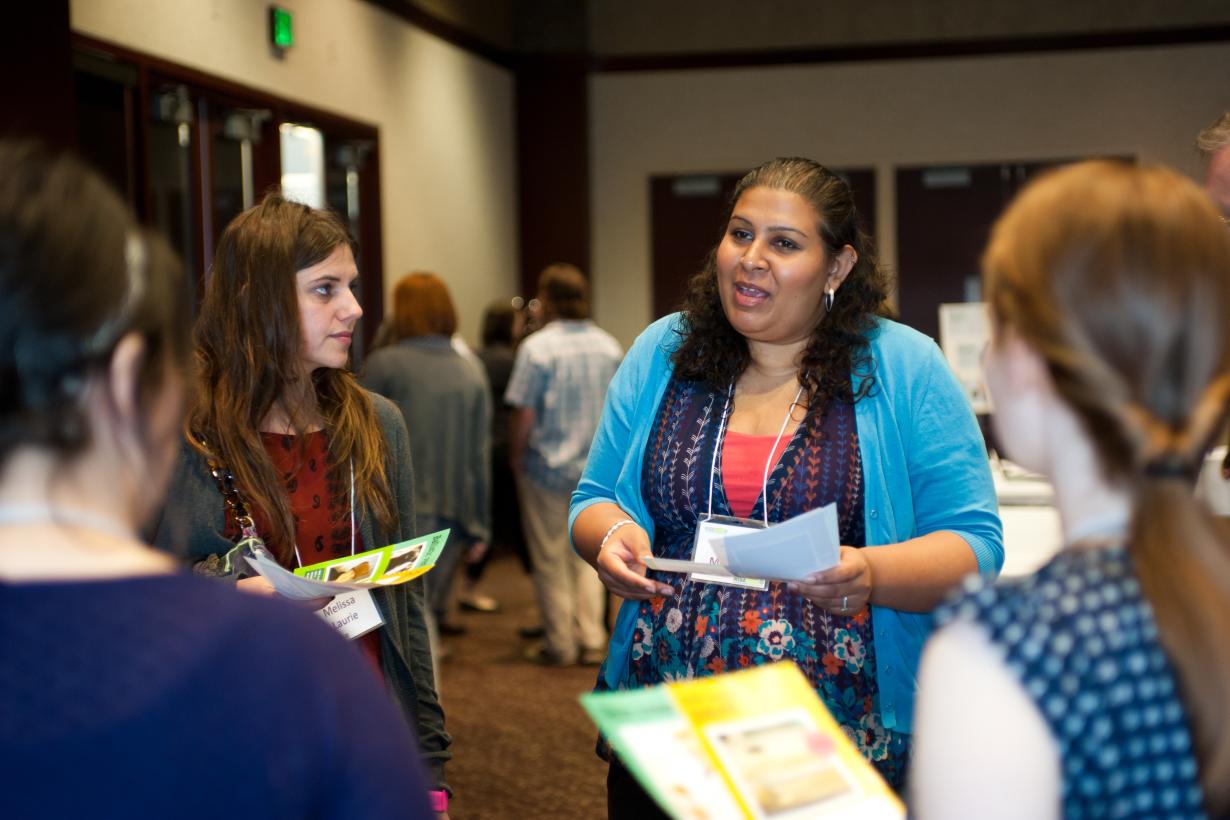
[823,289,835,313]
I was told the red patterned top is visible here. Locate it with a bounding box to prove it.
[225,430,382,676]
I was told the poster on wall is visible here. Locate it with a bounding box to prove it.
[938,302,991,414]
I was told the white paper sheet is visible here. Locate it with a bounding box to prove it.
[243,546,374,600]
[714,504,841,582]
[644,505,841,584]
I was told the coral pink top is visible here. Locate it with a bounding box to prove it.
[721,430,792,519]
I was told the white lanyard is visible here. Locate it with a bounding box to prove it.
[706,383,805,526]
[292,458,356,569]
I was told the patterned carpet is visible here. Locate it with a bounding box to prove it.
[437,555,611,819]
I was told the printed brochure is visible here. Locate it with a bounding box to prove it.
[582,662,904,820]
[242,528,449,601]
[294,528,448,584]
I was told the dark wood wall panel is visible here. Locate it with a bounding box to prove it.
[515,56,590,297]
[4,1,74,148]
[895,159,1080,340]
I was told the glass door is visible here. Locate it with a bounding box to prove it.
[148,84,199,305]
[72,38,384,326]
[327,137,377,361]
[206,105,274,269]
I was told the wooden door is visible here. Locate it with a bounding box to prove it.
[895,160,1080,340]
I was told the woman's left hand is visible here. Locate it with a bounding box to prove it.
[788,546,874,615]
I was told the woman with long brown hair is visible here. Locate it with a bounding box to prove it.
[913,161,1230,817]
[154,193,451,811]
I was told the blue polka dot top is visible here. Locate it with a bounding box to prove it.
[936,545,1207,818]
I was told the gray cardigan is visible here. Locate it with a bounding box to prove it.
[362,336,491,543]
[152,392,451,790]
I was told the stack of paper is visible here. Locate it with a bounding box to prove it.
[643,504,841,583]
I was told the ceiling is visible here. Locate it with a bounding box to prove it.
[386,0,1230,61]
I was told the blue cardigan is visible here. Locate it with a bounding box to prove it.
[569,313,1003,733]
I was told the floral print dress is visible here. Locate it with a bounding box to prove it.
[627,376,910,788]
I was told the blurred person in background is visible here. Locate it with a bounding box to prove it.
[913,161,1230,818]
[0,142,433,818]
[363,272,491,640]
[457,299,534,615]
[1198,111,1230,220]
[508,264,623,666]
[1196,112,1230,483]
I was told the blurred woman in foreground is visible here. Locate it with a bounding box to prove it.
[0,143,432,818]
[913,161,1230,818]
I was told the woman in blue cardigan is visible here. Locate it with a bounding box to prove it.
[569,157,1002,809]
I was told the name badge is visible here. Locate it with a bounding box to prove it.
[316,589,385,640]
[691,516,769,591]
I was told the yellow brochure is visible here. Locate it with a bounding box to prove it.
[583,662,904,819]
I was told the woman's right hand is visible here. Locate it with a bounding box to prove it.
[236,575,278,595]
[596,524,675,600]
[237,575,333,610]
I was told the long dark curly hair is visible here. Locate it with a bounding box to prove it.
[671,157,891,409]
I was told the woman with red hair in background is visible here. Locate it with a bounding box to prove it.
[364,272,491,641]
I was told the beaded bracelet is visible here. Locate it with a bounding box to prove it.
[599,518,635,552]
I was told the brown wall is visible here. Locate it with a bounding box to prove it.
[4,2,75,149]
[590,0,1230,57]
[516,56,591,296]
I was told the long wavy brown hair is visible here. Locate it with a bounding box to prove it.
[984,160,1230,813]
[671,157,890,408]
[187,193,396,563]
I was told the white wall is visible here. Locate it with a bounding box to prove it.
[591,43,1230,347]
[71,0,518,347]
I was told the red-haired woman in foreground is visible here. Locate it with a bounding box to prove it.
[913,161,1230,818]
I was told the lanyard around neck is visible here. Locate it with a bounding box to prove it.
[292,458,356,569]
[706,383,806,526]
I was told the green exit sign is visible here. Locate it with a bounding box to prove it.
[269,6,294,51]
